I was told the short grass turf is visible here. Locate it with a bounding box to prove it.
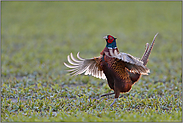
[1,1,182,122]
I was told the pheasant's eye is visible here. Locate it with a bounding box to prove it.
[110,37,113,40]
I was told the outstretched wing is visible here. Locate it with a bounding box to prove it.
[114,52,150,75]
[64,52,106,79]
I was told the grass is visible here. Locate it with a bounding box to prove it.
[1,1,182,122]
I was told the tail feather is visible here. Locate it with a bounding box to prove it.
[129,33,158,84]
[141,33,158,65]
[141,43,149,64]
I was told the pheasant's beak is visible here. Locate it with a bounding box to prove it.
[103,36,108,39]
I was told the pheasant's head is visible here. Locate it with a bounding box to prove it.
[103,35,117,49]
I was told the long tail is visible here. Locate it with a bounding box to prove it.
[129,33,158,84]
[141,33,158,65]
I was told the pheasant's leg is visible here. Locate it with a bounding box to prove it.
[100,92,115,97]
[110,89,120,107]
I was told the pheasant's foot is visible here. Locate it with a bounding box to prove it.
[110,98,118,107]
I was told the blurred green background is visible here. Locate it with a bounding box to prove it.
[2,1,181,77]
[1,1,182,122]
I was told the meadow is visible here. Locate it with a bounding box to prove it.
[1,1,182,122]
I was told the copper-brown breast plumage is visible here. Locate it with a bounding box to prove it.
[104,55,130,80]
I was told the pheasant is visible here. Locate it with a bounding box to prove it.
[64,33,158,107]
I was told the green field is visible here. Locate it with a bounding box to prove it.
[1,1,182,122]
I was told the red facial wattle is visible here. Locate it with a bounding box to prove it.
[107,35,114,43]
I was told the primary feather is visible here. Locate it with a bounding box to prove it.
[64,52,106,79]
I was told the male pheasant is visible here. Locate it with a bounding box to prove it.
[64,33,158,106]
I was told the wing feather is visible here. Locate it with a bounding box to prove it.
[64,52,106,79]
[77,52,85,60]
[110,52,150,75]
[70,53,81,63]
[67,55,78,65]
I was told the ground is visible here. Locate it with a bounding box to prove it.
[1,1,182,122]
